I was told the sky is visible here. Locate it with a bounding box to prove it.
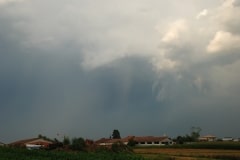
[1,0,240,143]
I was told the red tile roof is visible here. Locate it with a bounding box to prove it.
[133,136,169,143]
[95,138,112,144]
[9,138,53,147]
[201,135,216,138]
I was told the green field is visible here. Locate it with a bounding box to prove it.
[0,146,146,160]
[1,142,240,160]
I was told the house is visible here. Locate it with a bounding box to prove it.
[198,135,217,142]
[9,138,53,149]
[95,138,126,146]
[222,137,234,141]
[95,138,112,146]
[95,136,173,146]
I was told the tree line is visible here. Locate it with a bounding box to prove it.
[38,126,202,151]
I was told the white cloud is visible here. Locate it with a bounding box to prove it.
[81,49,127,70]
[196,9,208,19]
[161,20,188,44]
[221,0,235,8]
[214,0,240,34]
[207,31,240,53]
[151,55,179,73]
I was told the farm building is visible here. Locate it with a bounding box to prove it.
[95,137,127,146]
[133,136,173,146]
[9,138,53,149]
[198,135,217,142]
[95,136,173,146]
[222,137,234,141]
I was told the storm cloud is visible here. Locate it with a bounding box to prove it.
[1,0,240,143]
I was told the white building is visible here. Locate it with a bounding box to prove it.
[198,135,217,142]
[133,136,173,146]
[222,137,234,141]
[95,136,173,146]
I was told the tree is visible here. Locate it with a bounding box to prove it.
[112,129,121,139]
[174,127,202,144]
[112,141,132,153]
[37,134,52,141]
[175,136,184,144]
[127,138,136,147]
[191,126,201,141]
[54,138,59,143]
[63,136,70,146]
[71,137,86,151]
[38,134,43,138]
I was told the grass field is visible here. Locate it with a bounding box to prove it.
[134,148,240,160]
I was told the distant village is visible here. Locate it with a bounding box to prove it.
[1,130,240,150]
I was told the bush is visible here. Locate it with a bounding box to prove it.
[128,138,137,147]
[111,141,133,153]
[0,146,145,160]
[70,137,86,151]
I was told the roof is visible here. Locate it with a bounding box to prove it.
[95,138,112,144]
[9,138,53,146]
[201,135,216,138]
[95,136,170,145]
[133,136,169,142]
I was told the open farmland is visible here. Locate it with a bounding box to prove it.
[134,148,240,160]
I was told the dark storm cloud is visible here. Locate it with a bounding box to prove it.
[1,0,240,143]
[233,0,240,6]
[0,47,162,142]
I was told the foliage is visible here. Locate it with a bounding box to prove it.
[128,138,137,147]
[70,137,86,151]
[174,126,202,144]
[63,136,70,146]
[48,142,63,150]
[112,129,121,139]
[0,146,146,160]
[111,141,133,153]
[190,126,201,141]
[174,135,193,144]
[38,134,54,142]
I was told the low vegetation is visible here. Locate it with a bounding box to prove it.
[0,146,146,160]
[2,142,240,160]
[136,142,240,150]
[2,130,240,160]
